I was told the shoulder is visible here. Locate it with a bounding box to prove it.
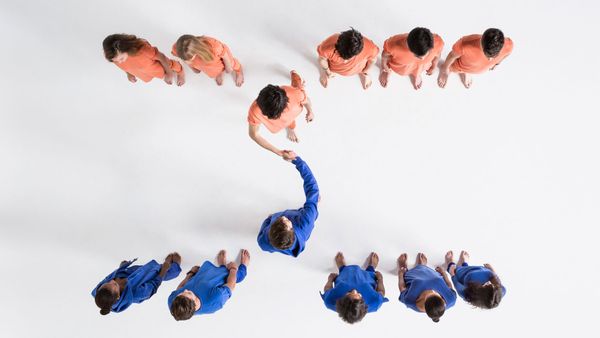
[503,37,514,53]
[433,34,444,49]
[317,34,339,57]
[282,85,306,104]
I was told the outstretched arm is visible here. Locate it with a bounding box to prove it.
[440,51,460,73]
[248,124,294,160]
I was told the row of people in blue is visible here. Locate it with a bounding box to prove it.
[92,155,506,323]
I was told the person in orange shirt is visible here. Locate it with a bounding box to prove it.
[380,27,444,90]
[102,34,185,86]
[248,71,315,161]
[438,28,513,89]
[171,35,244,87]
[317,28,379,89]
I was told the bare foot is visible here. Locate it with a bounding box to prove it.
[368,252,379,268]
[457,250,470,266]
[410,74,422,90]
[416,252,428,265]
[286,128,299,143]
[444,251,454,267]
[234,70,244,87]
[217,250,226,266]
[397,253,408,270]
[319,72,328,88]
[215,73,224,86]
[335,252,346,268]
[379,71,389,87]
[240,249,250,265]
[359,73,372,89]
[459,73,472,89]
[437,71,448,88]
[290,70,304,88]
[176,71,185,86]
[171,252,182,265]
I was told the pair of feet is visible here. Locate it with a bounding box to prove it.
[214,70,244,87]
[396,252,429,274]
[334,251,380,269]
[164,252,182,265]
[444,250,469,276]
[379,69,435,90]
[437,71,472,89]
[320,72,372,90]
[217,249,251,266]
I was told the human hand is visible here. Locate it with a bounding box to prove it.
[375,271,383,280]
[328,273,338,281]
[226,262,238,271]
[127,73,137,83]
[426,67,435,76]
[189,265,200,274]
[305,111,314,123]
[435,266,446,276]
[281,150,297,161]
[163,71,174,85]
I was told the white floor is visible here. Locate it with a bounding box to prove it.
[1,0,598,337]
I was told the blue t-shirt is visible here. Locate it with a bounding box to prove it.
[257,157,319,257]
[320,265,388,313]
[92,258,181,313]
[452,265,506,300]
[168,261,247,315]
[399,265,457,312]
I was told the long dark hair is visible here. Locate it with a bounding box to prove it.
[464,276,503,309]
[102,34,146,61]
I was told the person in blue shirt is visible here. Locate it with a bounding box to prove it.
[168,249,250,320]
[257,153,319,257]
[321,252,388,324]
[445,250,506,309]
[397,252,457,323]
[92,252,182,315]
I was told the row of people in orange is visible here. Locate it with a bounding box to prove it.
[102,34,244,87]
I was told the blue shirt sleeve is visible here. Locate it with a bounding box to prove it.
[292,157,319,238]
[132,275,163,302]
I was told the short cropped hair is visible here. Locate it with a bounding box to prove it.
[268,217,295,250]
[424,295,446,323]
[95,287,118,315]
[335,28,364,60]
[336,295,367,324]
[407,27,434,57]
[170,295,196,321]
[481,28,505,58]
[257,85,288,120]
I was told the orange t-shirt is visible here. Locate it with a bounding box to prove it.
[247,86,307,134]
[171,36,241,78]
[383,33,444,76]
[450,34,514,74]
[317,34,380,76]
[115,42,168,82]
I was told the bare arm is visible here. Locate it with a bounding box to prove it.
[177,266,199,289]
[249,124,291,159]
[225,263,238,291]
[362,58,376,73]
[398,270,407,292]
[426,55,440,75]
[324,273,337,292]
[155,51,175,83]
[380,52,391,72]
[436,267,454,289]
[440,51,460,73]
[222,53,234,73]
[304,97,314,122]
[318,57,331,75]
[375,271,386,297]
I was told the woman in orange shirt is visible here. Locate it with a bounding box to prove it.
[172,35,244,87]
[102,34,185,86]
[438,28,513,89]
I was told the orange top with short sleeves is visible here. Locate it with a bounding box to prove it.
[247,86,307,134]
[172,36,241,78]
[450,34,514,74]
[383,33,444,76]
[317,34,380,76]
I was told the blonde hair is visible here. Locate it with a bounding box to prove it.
[175,35,214,62]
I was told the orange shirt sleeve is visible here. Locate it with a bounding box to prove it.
[171,44,178,57]
[364,38,379,59]
[138,41,158,59]
[451,37,464,56]
[317,35,337,59]
[247,102,261,126]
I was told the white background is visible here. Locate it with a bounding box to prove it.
[0,0,598,337]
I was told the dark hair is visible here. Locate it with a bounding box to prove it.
[170,295,196,321]
[102,34,146,62]
[481,28,505,58]
[268,217,295,250]
[95,287,118,315]
[464,280,503,309]
[407,27,434,57]
[335,28,364,59]
[257,85,288,119]
[336,294,367,324]
[424,294,445,323]
[175,34,195,61]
